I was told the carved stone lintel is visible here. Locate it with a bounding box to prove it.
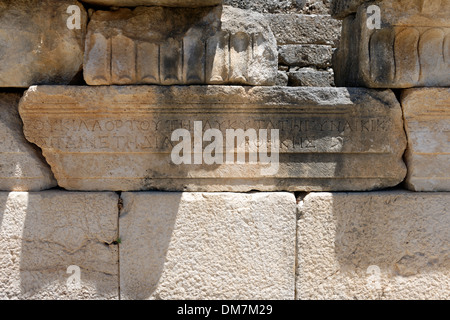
[19,85,407,192]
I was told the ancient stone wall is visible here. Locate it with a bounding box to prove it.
[0,0,448,300]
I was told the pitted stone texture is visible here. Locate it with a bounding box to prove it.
[333,0,450,88]
[84,6,277,86]
[268,14,341,46]
[401,88,450,191]
[120,192,296,300]
[0,93,56,191]
[0,191,119,299]
[82,0,222,6]
[331,0,365,18]
[0,0,87,88]
[19,85,406,192]
[279,45,333,69]
[298,192,450,300]
[288,68,335,87]
[224,0,333,14]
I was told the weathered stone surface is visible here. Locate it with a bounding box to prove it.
[279,44,333,68]
[331,0,365,18]
[298,191,450,300]
[0,93,56,191]
[0,0,87,88]
[120,192,296,299]
[276,71,289,86]
[401,88,450,191]
[333,1,450,88]
[288,68,335,87]
[224,0,332,14]
[19,85,407,192]
[82,0,221,6]
[0,191,119,299]
[84,6,277,86]
[268,14,341,46]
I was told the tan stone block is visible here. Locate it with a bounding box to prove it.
[81,0,222,6]
[0,0,87,88]
[119,192,296,299]
[84,6,278,86]
[19,85,406,192]
[333,0,450,88]
[0,191,119,299]
[401,88,450,191]
[0,93,56,191]
[297,191,450,300]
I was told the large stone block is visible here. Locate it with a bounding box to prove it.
[268,14,341,46]
[119,192,296,299]
[298,191,450,300]
[401,88,450,191]
[0,191,119,299]
[0,0,87,88]
[84,6,277,86]
[0,93,56,191]
[333,0,450,88]
[81,0,222,6]
[19,86,407,192]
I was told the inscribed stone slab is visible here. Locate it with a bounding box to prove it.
[19,85,407,192]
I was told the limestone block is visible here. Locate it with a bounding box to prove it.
[401,88,450,191]
[288,68,335,87]
[279,45,333,69]
[81,0,222,7]
[0,0,87,88]
[333,0,450,88]
[0,191,119,299]
[298,191,450,300]
[268,14,341,46]
[84,6,277,86]
[120,192,296,299]
[224,0,332,14]
[19,85,407,192]
[0,93,56,191]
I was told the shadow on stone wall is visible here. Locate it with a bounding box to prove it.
[119,192,180,299]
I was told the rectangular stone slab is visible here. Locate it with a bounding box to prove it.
[0,191,119,299]
[297,191,450,300]
[19,85,407,192]
[0,0,87,87]
[81,0,222,6]
[401,88,450,191]
[333,0,450,88]
[0,93,57,191]
[119,192,296,299]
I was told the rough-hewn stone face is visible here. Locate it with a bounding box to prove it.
[279,45,333,69]
[0,93,56,191]
[331,0,365,18]
[84,6,278,86]
[0,191,119,299]
[268,14,341,46]
[333,0,450,88]
[19,85,406,192]
[81,0,222,6]
[401,88,450,191]
[0,0,87,88]
[297,191,450,300]
[119,192,296,300]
